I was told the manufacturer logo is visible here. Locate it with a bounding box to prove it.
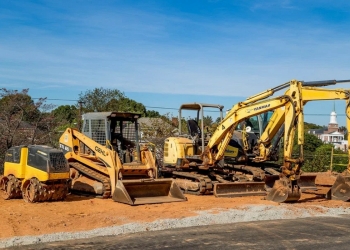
[253,103,270,111]
[95,146,107,156]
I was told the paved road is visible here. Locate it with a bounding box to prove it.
[10,215,350,250]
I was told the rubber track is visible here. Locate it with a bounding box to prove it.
[172,171,213,195]
[69,162,112,198]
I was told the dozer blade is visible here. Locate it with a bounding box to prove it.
[326,174,350,201]
[112,178,187,205]
[264,174,317,193]
[298,174,317,192]
[266,178,301,203]
[214,182,266,198]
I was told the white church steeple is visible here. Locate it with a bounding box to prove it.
[329,102,337,124]
[328,102,339,132]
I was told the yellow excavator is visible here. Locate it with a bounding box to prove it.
[59,111,186,205]
[0,145,70,202]
[161,79,350,202]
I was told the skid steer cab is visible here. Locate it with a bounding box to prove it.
[0,145,70,203]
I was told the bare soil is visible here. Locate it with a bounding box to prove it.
[1,172,348,240]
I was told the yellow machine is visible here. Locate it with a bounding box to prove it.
[162,79,350,203]
[59,111,186,205]
[0,145,70,202]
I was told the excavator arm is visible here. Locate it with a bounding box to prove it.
[204,79,350,202]
[204,81,301,166]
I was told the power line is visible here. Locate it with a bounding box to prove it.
[30,98,349,116]
[32,98,79,102]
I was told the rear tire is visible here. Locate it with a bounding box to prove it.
[0,176,10,200]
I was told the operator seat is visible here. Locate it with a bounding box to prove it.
[187,119,201,138]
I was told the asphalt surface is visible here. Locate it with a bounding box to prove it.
[9,215,350,250]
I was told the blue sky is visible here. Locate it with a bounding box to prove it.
[1,0,350,126]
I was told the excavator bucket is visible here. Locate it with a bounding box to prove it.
[326,174,350,201]
[112,178,187,205]
[213,182,266,198]
[298,174,318,192]
[264,174,279,191]
[266,177,301,203]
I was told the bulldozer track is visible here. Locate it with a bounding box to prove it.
[173,171,213,195]
[69,162,112,198]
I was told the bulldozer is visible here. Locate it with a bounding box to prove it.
[0,145,70,202]
[161,79,350,203]
[59,111,186,205]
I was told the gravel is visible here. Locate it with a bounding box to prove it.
[2,204,350,248]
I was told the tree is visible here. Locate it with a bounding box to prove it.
[303,133,324,153]
[339,126,348,140]
[201,115,213,127]
[145,110,161,118]
[0,89,56,173]
[304,122,323,130]
[52,105,78,124]
[78,87,125,112]
[138,114,177,173]
[117,97,147,115]
[78,88,152,116]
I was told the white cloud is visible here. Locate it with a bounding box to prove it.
[1,1,350,98]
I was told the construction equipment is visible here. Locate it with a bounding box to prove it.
[59,111,186,205]
[161,79,350,203]
[0,145,70,202]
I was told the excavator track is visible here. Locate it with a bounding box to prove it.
[172,171,213,195]
[69,161,112,198]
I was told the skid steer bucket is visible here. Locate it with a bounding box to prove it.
[298,174,317,192]
[326,174,350,201]
[266,177,301,203]
[112,178,187,205]
[213,182,266,198]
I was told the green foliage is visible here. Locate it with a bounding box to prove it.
[78,87,158,117]
[78,87,125,112]
[117,97,147,115]
[302,144,332,172]
[146,110,161,118]
[303,133,324,152]
[339,126,348,140]
[201,115,213,127]
[292,131,323,158]
[302,144,347,173]
[304,122,323,130]
[52,105,78,124]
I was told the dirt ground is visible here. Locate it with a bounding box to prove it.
[0,172,348,240]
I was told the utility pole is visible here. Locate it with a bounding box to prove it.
[78,101,85,131]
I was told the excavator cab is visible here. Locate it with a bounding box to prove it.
[73,112,186,205]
